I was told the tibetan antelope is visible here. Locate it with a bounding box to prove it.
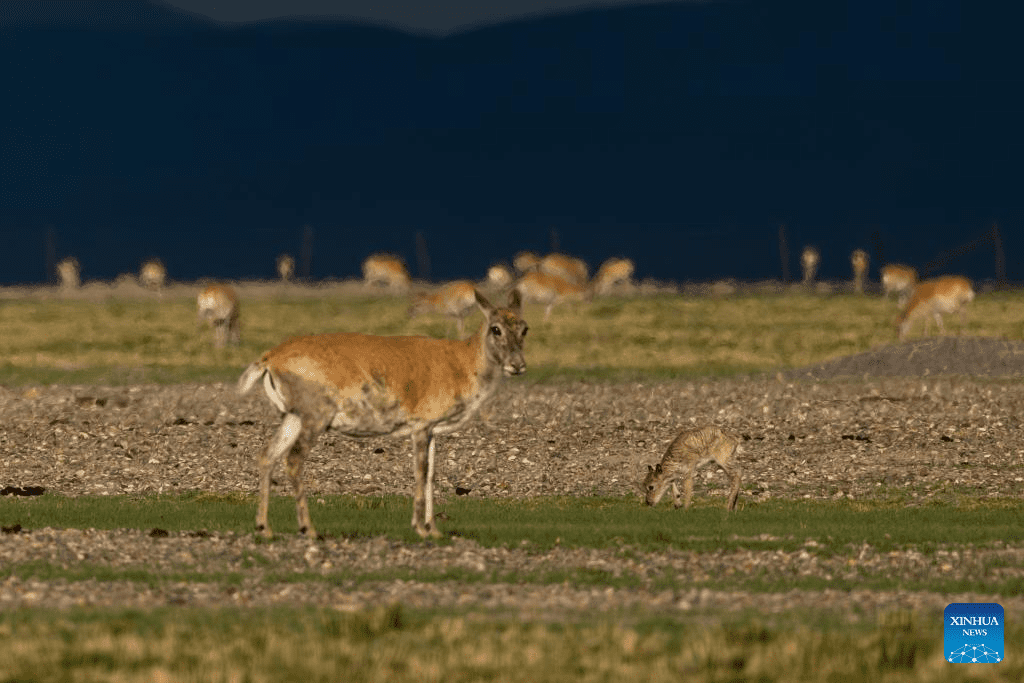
[56,257,80,290]
[539,253,589,286]
[513,251,541,274]
[197,284,241,348]
[640,425,742,512]
[516,271,591,321]
[851,249,869,294]
[408,280,478,337]
[801,246,819,286]
[485,264,514,290]
[362,253,410,292]
[277,254,295,282]
[592,257,635,295]
[880,264,918,307]
[140,259,167,293]
[238,289,528,539]
[897,275,974,341]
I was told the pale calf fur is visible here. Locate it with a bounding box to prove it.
[57,257,80,289]
[238,289,528,539]
[197,284,241,348]
[801,246,819,285]
[140,259,167,292]
[407,280,478,337]
[851,249,869,294]
[277,254,295,282]
[513,251,541,274]
[592,257,635,295]
[362,253,410,292]
[515,271,591,321]
[485,264,514,289]
[880,264,917,307]
[897,275,974,341]
[642,425,742,512]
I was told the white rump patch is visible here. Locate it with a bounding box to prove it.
[263,372,288,413]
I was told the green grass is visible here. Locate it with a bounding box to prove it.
[3,287,1023,385]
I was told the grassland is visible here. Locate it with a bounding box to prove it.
[2,284,1023,385]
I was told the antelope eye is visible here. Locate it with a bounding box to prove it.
[521,326,528,338]
[490,325,502,336]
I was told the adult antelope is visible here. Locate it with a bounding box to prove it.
[897,275,974,341]
[539,253,589,286]
[513,251,541,274]
[880,264,918,306]
[197,284,241,348]
[639,425,742,512]
[277,254,295,282]
[801,246,819,286]
[238,289,528,539]
[408,280,478,337]
[851,249,869,294]
[592,257,635,295]
[516,271,591,321]
[140,259,167,293]
[56,257,80,290]
[362,253,410,292]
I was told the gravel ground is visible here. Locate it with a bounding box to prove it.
[2,335,1024,620]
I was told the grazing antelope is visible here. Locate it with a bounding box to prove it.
[197,284,241,348]
[56,257,80,290]
[539,253,589,286]
[897,275,974,341]
[238,289,528,539]
[277,254,295,282]
[513,251,541,274]
[640,425,742,512]
[362,253,410,292]
[408,280,478,337]
[801,246,819,286]
[140,259,167,293]
[516,271,591,321]
[592,257,635,295]
[880,264,918,306]
[851,249,869,294]
[485,264,514,290]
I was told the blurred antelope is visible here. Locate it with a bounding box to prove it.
[485,264,514,290]
[801,246,819,286]
[408,280,478,337]
[880,264,917,306]
[513,251,541,274]
[539,253,589,286]
[897,275,974,341]
[56,257,80,290]
[851,249,869,294]
[640,425,742,512]
[362,253,410,292]
[238,289,528,539]
[197,284,241,348]
[140,259,167,293]
[516,271,591,321]
[276,254,295,282]
[592,257,635,295]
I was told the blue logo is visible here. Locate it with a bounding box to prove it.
[945,603,1004,663]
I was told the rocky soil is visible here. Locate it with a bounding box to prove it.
[2,335,1024,620]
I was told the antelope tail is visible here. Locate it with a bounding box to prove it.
[237,361,268,396]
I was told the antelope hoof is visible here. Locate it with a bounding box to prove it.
[257,524,273,539]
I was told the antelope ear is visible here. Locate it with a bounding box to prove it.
[507,288,523,314]
[654,463,663,474]
[474,289,495,315]
[647,464,655,474]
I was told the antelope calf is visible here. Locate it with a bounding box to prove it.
[851,249,869,294]
[408,280,478,337]
[897,275,974,341]
[197,284,241,348]
[539,253,589,286]
[140,259,167,293]
[238,289,528,539]
[485,264,514,290]
[362,253,410,292]
[801,246,819,285]
[56,257,80,290]
[641,425,742,512]
[880,264,917,306]
[277,254,295,282]
[592,257,635,295]
[513,251,541,274]
[516,271,591,321]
